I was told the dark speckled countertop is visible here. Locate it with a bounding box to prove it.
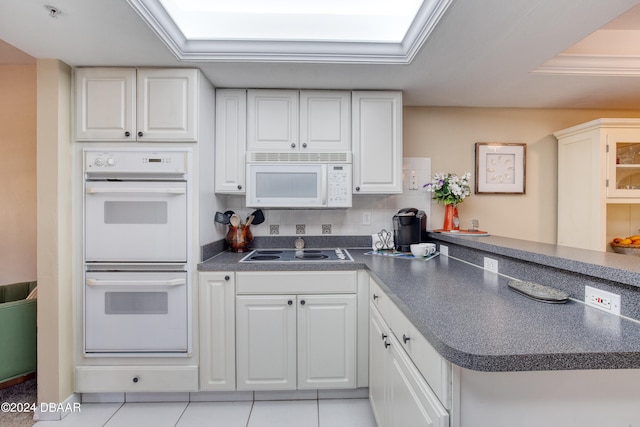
[199,244,640,372]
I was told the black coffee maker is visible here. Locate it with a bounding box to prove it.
[393,208,427,252]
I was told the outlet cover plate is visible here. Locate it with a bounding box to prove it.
[585,285,621,315]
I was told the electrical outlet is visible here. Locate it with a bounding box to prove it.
[296,224,306,235]
[322,224,332,234]
[585,285,621,315]
[362,211,371,226]
[269,224,279,235]
[484,257,498,273]
[439,244,448,256]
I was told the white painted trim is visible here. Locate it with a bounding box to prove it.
[33,392,81,422]
[533,54,640,76]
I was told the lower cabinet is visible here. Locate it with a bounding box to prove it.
[235,270,359,391]
[369,294,449,427]
[199,271,236,391]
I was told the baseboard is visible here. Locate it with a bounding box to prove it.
[34,392,81,421]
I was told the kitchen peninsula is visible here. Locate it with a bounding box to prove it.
[199,234,640,427]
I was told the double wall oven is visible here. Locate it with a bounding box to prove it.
[83,148,192,356]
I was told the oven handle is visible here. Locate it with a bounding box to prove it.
[85,187,186,195]
[86,278,186,287]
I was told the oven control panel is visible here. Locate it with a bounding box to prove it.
[84,150,188,174]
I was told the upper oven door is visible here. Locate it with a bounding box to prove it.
[85,180,187,262]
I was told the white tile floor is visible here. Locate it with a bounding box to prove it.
[32,399,377,427]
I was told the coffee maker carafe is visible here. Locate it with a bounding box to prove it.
[393,208,427,252]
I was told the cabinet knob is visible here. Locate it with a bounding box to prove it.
[124,131,131,137]
[355,186,360,192]
[300,300,306,306]
[381,333,387,341]
[132,377,139,383]
[291,143,296,148]
[138,131,143,137]
[384,341,391,349]
[224,275,230,281]
[402,334,411,344]
[288,300,293,305]
[302,143,307,148]
[373,294,379,300]
[237,185,243,190]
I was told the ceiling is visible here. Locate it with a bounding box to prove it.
[1,0,640,108]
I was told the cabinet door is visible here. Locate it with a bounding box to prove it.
[369,304,390,427]
[387,334,449,427]
[199,272,235,391]
[607,134,640,198]
[236,295,297,390]
[352,91,403,194]
[136,69,198,141]
[247,90,299,151]
[300,91,351,152]
[215,89,247,193]
[75,68,136,141]
[297,294,357,389]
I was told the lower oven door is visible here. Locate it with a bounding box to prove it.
[85,271,188,354]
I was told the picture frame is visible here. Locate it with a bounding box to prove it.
[475,142,526,194]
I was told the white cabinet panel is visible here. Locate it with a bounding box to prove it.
[75,68,136,141]
[352,91,403,194]
[199,272,236,391]
[236,295,297,390]
[215,89,247,193]
[247,89,299,151]
[300,90,351,152]
[297,294,357,389]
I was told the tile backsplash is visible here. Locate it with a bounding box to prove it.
[218,158,432,238]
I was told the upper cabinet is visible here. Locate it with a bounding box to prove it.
[215,89,247,194]
[247,89,299,151]
[555,118,640,251]
[300,91,351,152]
[352,91,403,194]
[75,68,198,142]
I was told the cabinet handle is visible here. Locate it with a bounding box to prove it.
[402,334,411,344]
[384,341,391,349]
[300,300,306,305]
[288,300,293,305]
[381,333,387,341]
[291,143,296,148]
[373,293,379,300]
[132,377,139,383]
[237,185,243,190]
[355,186,360,191]
[138,131,143,137]
[124,131,131,137]
[224,275,230,281]
[302,143,307,148]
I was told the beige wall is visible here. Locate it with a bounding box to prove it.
[0,65,37,284]
[36,59,74,409]
[404,107,640,243]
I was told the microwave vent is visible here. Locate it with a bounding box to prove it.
[248,152,352,163]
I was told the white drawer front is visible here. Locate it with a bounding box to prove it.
[75,366,198,393]
[236,271,357,294]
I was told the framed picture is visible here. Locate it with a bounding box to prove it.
[475,143,526,194]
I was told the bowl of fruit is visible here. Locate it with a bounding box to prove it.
[610,235,640,256]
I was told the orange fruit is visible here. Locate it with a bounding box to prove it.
[620,238,633,245]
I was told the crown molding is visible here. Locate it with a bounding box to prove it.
[533,54,640,76]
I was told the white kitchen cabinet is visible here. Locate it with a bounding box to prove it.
[75,67,198,142]
[352,91,403,194]
[555,118,640,251]
[235,271,359,391]
[369,302,449,427]
[199,272,236,391]
[215,89,247,193]
[300,90,351,152]
[247,89,299,151]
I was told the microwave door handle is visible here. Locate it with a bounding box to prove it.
[86,187,186,195]
[86,278,186,287]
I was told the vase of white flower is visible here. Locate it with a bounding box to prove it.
[424,172,471,231]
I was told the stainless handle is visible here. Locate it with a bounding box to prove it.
[86,187,186,195]
[86,278,186,287]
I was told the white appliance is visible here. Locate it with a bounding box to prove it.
[83,148,191,356]
[246,153,352,208]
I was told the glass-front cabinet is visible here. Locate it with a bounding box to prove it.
[608,136,640,198]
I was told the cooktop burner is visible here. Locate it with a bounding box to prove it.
[240,248,353,263]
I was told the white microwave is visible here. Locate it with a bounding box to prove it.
[246,160,352,209]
